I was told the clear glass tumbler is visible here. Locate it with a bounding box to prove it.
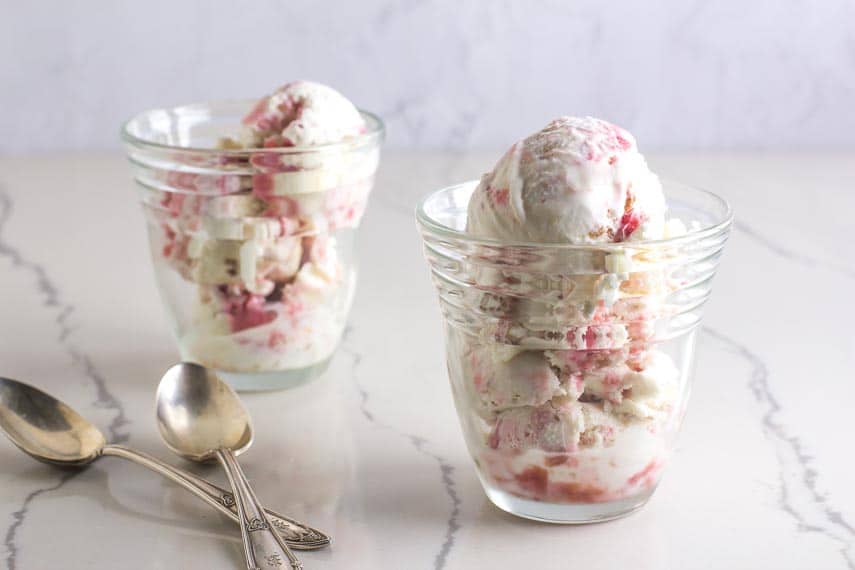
[417,181,731,523]
[122,101,383,390]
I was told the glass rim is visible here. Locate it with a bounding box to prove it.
[120,99,385,155]
[416,179,733,250]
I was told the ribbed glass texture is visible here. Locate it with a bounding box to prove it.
[122,101,383,389]
[418,181,731,522]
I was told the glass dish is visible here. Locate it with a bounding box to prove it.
[122,100,383,390]
[417,181,731,522]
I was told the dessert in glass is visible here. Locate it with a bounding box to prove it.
[123,81,384,390]
[417,117,731,522]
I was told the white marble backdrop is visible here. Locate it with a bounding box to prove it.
[2,0,854,152]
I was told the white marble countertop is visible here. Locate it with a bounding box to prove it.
[1,152,853,569]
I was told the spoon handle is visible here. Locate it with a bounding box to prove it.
[101,445,328,550]
[216,448,303,570]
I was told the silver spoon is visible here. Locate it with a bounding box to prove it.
[156,363,303,570]
[0,376,328,550]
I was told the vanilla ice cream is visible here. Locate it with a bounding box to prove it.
[241,81,367,148]
[146,81,380,384]
[467,116,666,244]
[449,117,684,506]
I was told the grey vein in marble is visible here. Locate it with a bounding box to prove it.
[3,473,80,570]
[704,327,855,570]
[734,220,855,279]
[0,188,130,570]
[71,349,129,443]
[407,435,462,570]
[341,327,461,570]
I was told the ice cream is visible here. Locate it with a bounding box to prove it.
[150,81,379,379]
[453,117,684,505]
[467,116,666,244]
[241,81,366,148]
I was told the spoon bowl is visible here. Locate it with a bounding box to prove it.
[155,363,253,462]
[0,375,329,550]
[0,377,105,466]
[155,362,303,569]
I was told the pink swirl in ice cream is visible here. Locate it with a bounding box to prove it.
[242,81,366,148]
[456,117,682,504]
[150,81,378,375]
[467,116,666,244]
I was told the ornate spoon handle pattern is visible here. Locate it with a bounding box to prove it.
[216,447,302,570]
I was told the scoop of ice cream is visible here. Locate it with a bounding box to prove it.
[467,116,666,244]
[488,398,619,453]
[547,349,678,420]
[464,344,564,416]
[241,80,366,148]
